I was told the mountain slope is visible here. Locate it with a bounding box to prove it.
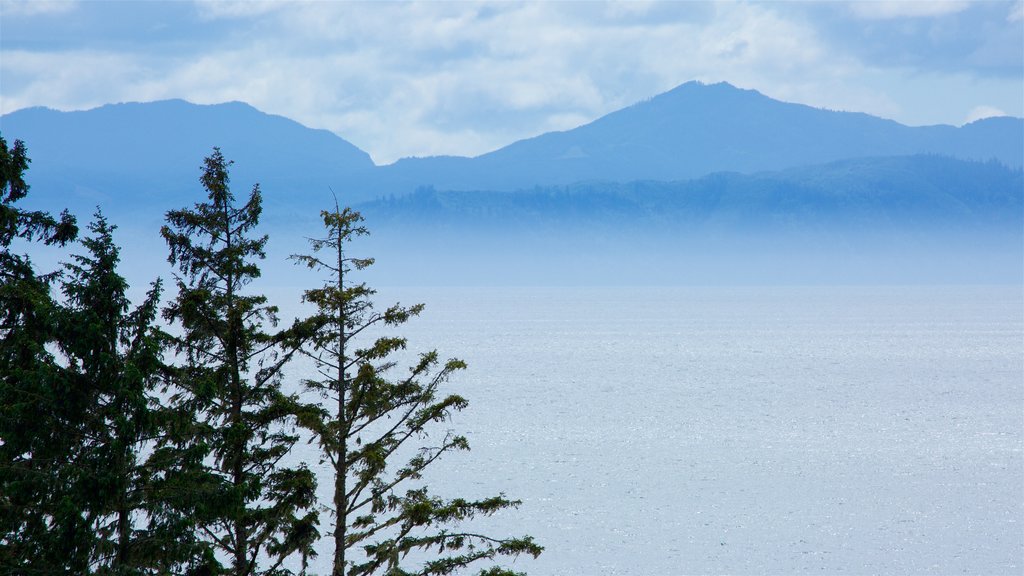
[0,99,376,219]
[1,82,1021,221]
[377,81,1023,192]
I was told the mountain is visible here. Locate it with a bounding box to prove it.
[374,81,1023,193]
[2,83,1021,285]
[0,99,375,223]
[2,82,1021,217]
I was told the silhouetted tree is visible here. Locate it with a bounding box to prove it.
[1,136,173,573]
[293,207,541,576]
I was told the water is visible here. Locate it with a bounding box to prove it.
[282,285,1023,575]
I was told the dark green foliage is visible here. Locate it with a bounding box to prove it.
[1,139,168,574]
[293,207,541,576]
[1,131,170,573]
[0,134,82,572]
[0,135,78,263]
[59,213,168,575]
[2,140,539,574]
[159,149,317,575]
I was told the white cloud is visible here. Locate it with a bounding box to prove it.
[0,0,77,16]
[1009,1,1024,22]
[847,1,970,20]
[603,1,658,19]
[964,104,1008,124]
[0,50,150,114]
[1,1,1021,163]
[193,0,286,20]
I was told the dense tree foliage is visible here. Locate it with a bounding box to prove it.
[159,149,317,575]
[2,138,167,574]
[58,213,168,574]
[0,134,84,572]
[293,207,541,576]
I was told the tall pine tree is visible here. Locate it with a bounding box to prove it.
[58,212,168,575]
[160,149,317,575]
[293,207,541,576]
[1,135,171,573]
[0,135,82,573]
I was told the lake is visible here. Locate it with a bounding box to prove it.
[283,284,1023,575]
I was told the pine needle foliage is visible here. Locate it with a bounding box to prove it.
[0,135,82,573]
[159,148,317,575]
[292,207,542,576]
[58,212,169,575]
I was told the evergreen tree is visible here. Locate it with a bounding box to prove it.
[293,207,541,576]
[58,212,167,575]
[0,135,77,260]
[0,135,81,572]
[1,135,170,573]
[159,148,317,575]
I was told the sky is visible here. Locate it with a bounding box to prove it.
[1,0,1022,165]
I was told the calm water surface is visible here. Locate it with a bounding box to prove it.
[284,285,1023,575]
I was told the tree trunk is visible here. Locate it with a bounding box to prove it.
[224,204,248,576]
[116,441,131,570]
[333,222,347,576]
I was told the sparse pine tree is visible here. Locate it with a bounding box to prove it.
[292,206,542,576]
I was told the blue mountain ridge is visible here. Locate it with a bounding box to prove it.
[2,81,1021,218]
[2,81,1021,285]
[375,81,1023,193]
[1,99,373,219]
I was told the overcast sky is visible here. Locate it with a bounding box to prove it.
[1,0,1021,164]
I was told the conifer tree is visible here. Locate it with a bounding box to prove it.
[293,207,541,576]
[159,148,317,575]
[0,135,81,572]
[58,212,167,574]
[1,136,170,573]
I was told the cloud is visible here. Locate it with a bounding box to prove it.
[0,49,154,114]
[0,0,77,17]
[965,105,1008,124]
[789,2,1023,78]
[7,1,840,161]
[1009,1,1024,22]
[846,1,969,20]
[193,0,285,20]
[1,1,1021,163]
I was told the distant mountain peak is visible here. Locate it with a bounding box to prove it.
[422,78,1023,190]
[1,97,377,212]
[963,115,1022,127]
[655,79,758,98]
[615,79,774,122]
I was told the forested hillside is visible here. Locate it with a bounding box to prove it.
[356,155,1023,285]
